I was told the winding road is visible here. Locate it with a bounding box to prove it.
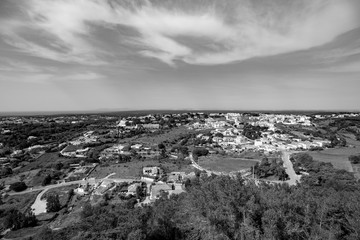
[8,176,136,215]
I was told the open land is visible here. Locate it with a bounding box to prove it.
[0,190,40,213]
[197,155,260,173]
[307,134,360,173]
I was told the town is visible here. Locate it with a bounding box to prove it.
[1,111,360,239]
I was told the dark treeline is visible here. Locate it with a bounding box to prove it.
[29,166,360,240]
[0,119,117,150]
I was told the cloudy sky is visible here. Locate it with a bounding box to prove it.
[1,0,360,112]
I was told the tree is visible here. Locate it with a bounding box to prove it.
[136,186,143,199]
[9,182,27,192]
[179,146,189,156]
[127,229,145,240]
[42,174,52,186]
[349,155,360,164]
[53,162,63,171]
[3,209,37,230]
[158,143,166,150]
[214,132,224,138]
[46,194,61,212]
[0,167,12,177]
[81,202,93,219]
[192,147,209,158]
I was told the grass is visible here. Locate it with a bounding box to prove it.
[306,134,360,173]
[42,185,78,207]
[18,152,68,172]
[307,150,354,172]
[235,150,269,159]
[0,191,41,213]
[352,164,360,179]
[1,169,41,186]
[4,226,43,239]
[198,154,260,173]
[89,159,194,179]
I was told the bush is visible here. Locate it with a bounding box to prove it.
[3,209,37,230]
[349,155,360,164]
[9,182,27,192]
[0,167,12,177]
[192,147,209,158]
[46,194,61,212]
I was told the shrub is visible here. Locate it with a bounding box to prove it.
[349,155,360,164]
[9,182,27,192]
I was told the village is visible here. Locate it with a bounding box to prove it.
[0,111,358,220]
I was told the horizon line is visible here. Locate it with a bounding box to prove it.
[1,108,360,117]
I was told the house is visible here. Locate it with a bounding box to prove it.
[117,119,127,127]
[60,145,89,157]
[150,183,173,200]
[94,179,114,195]
[150,183,185,201]
[131,144,143,150]
[167,172,185,183]
[142,124,160,130]
[127,183,141,196]
[143,167,161,177]
[254,139,263,147]
[10,150,23,158]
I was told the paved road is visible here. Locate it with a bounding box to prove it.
[30,180,86,215]
[6,176,136,216]
[8,180,86,196]
[282,151,301,186]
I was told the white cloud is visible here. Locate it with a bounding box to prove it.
[115,0,360,65]
[64,72,105,81]
[1,0,359,66]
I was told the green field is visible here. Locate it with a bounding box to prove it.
[198,155,260,173]
[1,191,41,213]
[1,169,41,186]
[306,135,360,173]
[42,185,78,206]
[307,149,355,172]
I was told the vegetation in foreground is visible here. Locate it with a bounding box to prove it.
[15,158,360,240]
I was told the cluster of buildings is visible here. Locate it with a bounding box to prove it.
[190,113,331,153]
[72,166,191,204]
[98,143,162,161]
[69,131,99,146]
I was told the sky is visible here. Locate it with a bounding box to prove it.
[1,0,360,112]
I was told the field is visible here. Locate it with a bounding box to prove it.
[198,155,260,173]
[306,134,360,173]
[19,152,77,172]
[1,169,41,186]
[89,159,194,179]
[42,185,78,207]
[1,191,41,213]
[3,226,42,240]
[307,149,355,172]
